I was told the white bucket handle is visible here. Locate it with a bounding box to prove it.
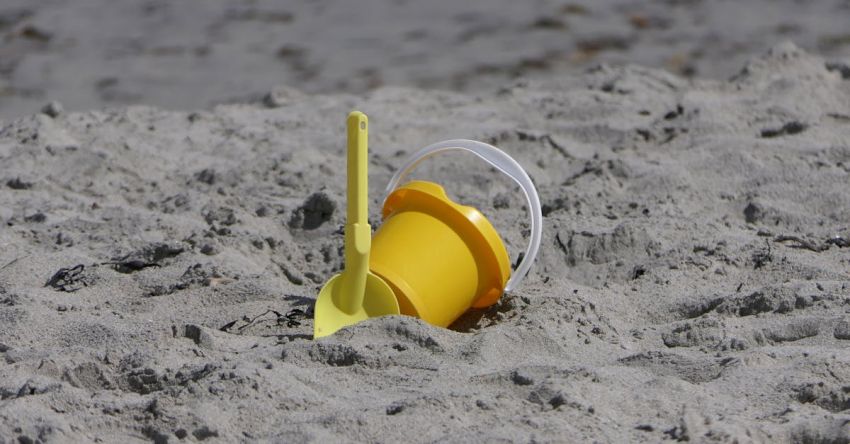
[384,139,542,293]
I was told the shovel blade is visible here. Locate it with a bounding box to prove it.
[314,272,400,338]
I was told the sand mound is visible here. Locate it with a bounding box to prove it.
[1,43,849,442]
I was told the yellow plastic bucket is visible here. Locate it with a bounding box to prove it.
[370,180,512,327]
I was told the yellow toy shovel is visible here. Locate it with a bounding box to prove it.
[313,111,400,338]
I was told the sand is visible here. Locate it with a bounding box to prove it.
[1,40,850,442]
[3,0,850,119]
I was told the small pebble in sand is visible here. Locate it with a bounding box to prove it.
[24,213,46,223]
[41,101,64,118]
[743,202,764,223]
[6,178,32,190]
[200,243,219,256]
[264,86,305,108]
[834,319,850,340]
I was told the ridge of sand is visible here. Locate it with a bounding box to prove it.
[1,43,849,442]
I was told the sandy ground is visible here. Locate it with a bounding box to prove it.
[2,0,850,119]
[0,40,849,442]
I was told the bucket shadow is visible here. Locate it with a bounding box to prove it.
[449,296,517,333]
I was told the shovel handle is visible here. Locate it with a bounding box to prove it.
[347,112,369,226]
[338,111,371,313]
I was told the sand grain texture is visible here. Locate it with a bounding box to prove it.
[1,43,850,442]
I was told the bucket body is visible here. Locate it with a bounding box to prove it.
[370,181,511,327]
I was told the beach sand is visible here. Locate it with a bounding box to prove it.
[2,0,850,119]
[1,41,849,442]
